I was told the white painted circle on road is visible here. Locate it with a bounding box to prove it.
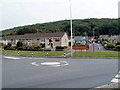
[31,61,69,67]
[41,62,60,65]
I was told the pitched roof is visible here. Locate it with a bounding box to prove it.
[0,37,2,40]
[99,35,109,39]
[3,32,65,39]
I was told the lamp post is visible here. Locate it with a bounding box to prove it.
[93,28,95,52]
[69,0,73,56]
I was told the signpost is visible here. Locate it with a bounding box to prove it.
[72,45,89,50]
[72,45,89,56]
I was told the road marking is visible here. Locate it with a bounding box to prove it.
[29,57,44,59]
[31,62,39,66]
[31,61,69,67]
[41,62,60,65]
[115,74,120,78]
[41,61,69,67]
[111,78,118,83]
[4,56,20,60]
[111,73,120,83]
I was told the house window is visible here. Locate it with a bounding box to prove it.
[49,39,52,42]
[55,39,60,42]
[32,39,37,43]
[65,39,66,43]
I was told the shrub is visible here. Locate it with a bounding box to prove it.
[104,44,107,47]
[4,45,10,49]
[8,43,12,47]
[116,45,120,48]
[29,46,34,50]
[34,46,42,49]
[55,46,66,51]
[0,43,4,47]
[9,46,16,50]
[56,46,65,49]
[17,46,24,50]
[17,41,23,48]
[106,43,115,48]
[116,42,120,45]
[4,43,12,49]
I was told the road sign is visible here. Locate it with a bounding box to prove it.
[72,45,89,50]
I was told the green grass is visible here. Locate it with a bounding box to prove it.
[72,51,119,57]
[0,50,69,56]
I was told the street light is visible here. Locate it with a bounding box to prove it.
[93,28,95,52]
[69,0,73,56]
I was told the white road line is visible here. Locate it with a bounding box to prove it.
[29,58,44,59]
[31,61,69,67]
[111,73,120,83]
[111,78,119,83]
[4,56,20,60]
[41,61,69,67]
[115,74,120,78]
[31,62,39,66]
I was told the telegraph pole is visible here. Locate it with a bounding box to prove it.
[93,28,95,52]
[69,0,73,56]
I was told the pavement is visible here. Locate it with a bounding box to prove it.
[2,55,118,88]
[61,43,119,57]
[89,43,119,52]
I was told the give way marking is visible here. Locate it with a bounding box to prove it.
[3,56,20,60]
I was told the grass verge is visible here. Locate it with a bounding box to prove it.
[72,51,119,57]
[0,50,69,56]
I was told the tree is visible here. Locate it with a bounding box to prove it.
[17,40,23,48]
[81,32,88,36]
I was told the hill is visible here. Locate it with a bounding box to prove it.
[1,18,119,36]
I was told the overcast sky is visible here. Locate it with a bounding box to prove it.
[1,0,119,31]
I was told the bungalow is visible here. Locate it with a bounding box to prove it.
[2,32,69,48]
[0,37,2,43]
[109,35,120,43]
[99,35,109,40]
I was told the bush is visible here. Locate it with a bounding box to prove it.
[4,43,12,49]
[116,42,120,45]
[56,46,65,49]
[9,46,16,50]
[4,45,10,49]
[116,45,120,48]
[55,46,66,51]
[17,46,24,50]
[8,43,12,47]
[29,46,34,50]
[17,41,23,48]
[34,46,42,49]
[106,43,115,48]
[0,43,4,47]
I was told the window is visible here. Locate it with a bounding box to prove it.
[32,39,37,43]
[55,39,60,42]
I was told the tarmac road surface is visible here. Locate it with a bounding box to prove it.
[2,55,118,88]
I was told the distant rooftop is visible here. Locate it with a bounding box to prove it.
[2,32,66,40]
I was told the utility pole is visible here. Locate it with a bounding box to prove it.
[93,28,95,52]
[69,0,73,56]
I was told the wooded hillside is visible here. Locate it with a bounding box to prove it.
[1,18,119,36]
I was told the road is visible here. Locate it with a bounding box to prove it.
[2,55,118,88]
[89,43,118,52]
[0,55,2,90]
